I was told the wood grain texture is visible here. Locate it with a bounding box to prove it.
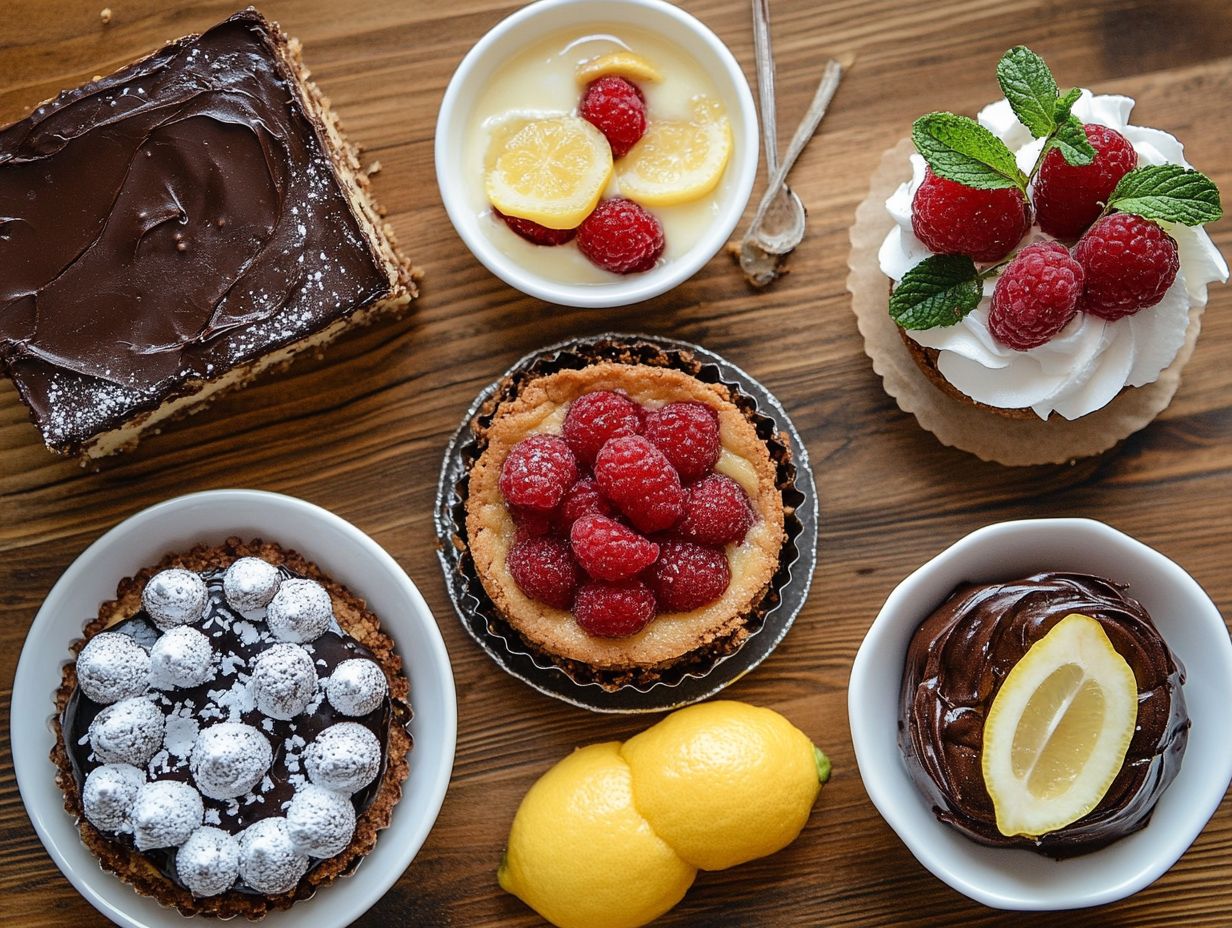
[1,0,1230,925]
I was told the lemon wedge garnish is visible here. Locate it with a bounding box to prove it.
[485,116,613,229]
[982,613,1138,838]
[577,51,662,85]
[618,114,732,207]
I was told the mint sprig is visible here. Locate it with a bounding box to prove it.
[996,47,1095,171]
[889,255,984,329]
[1107,165,1224,225]
[912,113,1027,192]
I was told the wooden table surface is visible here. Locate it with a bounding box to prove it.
[2,0,1230,925]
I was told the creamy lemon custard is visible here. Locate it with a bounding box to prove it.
[466,28,737,284]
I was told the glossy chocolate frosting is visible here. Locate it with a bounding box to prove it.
[899,572,1188,857]
[62,564,392,896]
[0,10,391,449]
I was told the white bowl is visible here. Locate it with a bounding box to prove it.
[435,0,758,308]
[848,518,1232,911]
[11,490,457,928]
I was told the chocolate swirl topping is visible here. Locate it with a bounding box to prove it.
[899,572,1189,857]
[0,10,391,447]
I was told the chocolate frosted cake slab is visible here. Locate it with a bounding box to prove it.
[0,8,418,458]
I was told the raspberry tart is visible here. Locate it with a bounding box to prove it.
[52,538,412,918]
[880,46,1226,421]
[458,340,793,690]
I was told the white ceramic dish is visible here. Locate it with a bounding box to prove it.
[435,0,758,308]
[11,489,457,928]
[849,518,1232,911]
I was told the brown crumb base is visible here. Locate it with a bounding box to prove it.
[51,538,413,919]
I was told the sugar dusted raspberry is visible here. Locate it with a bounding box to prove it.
[594,435,684,534]
[511,505,556,539]
[570,513,659,582]
[678,474,755,546]
[643,402,721,482]
[649,541,731,612]
[493,207,577,246]
[1034,125,1138,240]
[499,435,579,511]
[507,536,580,609]
[912,168,1031,263]
[579,75,647,159]
[557,476,614,530]
[562,390,644,465]
[573,581,657,638]
[1073,213,1180,320]
[576,198,665,274]
[988,242,1085,351]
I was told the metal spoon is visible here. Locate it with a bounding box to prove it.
[750,0,805,243]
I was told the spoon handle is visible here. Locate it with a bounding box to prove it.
[752,0,779,173]
[748,58,843,233]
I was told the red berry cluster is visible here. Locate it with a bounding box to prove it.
[496,74,666,275]
[911,124,1181,351]
[498,390,757,639]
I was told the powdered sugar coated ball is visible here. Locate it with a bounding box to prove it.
[237,817,309,895]
[325,659,388,717]
[250,643,317,720]
[190,722,273,800]
[305,722,381,795]
[89,696,165,766]
[265,579,332,643]
[131,780,204,850]
[142,568,208,629]
[76,632,150,704]
[223,557,281,612]
[285,783,356,858]
[82,762,145,833]
[150,626,214,689]
[176,826,240,897]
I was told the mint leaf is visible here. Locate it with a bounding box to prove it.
[912,113,1027,191]
[1051,114,1095,166]
[890,255,983,329]
[1108,165,1223,225]
[996,46,1058,138]
[1056,87,1083,115]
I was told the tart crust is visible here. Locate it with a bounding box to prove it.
[465,362,786,672]
[51,538,413,919]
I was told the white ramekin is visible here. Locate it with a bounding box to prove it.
[849,518,1232,910]
[11,489,457,928]
[435,0,758,308]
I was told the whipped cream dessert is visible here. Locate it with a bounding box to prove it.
[880,92,1228,420]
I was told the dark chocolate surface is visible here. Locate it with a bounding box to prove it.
[63,564,392,896]
[0,9,391,450]
[899,572,1189,858]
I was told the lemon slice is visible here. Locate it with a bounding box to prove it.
[577,51,662,85]
[485,116,613,229]
[618,116,732,207]
[982,613,1138,838]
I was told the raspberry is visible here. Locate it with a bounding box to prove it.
[507,537,580,609]
[912,168,1031,263]
[493,208,576,246]
[988,242,1085,351]
[557,477,614,531]
[1033,125,1137,240]
[573,581,657,638]
[511,505,556,538]
[594,435,684,534]
[579,76,647,159]
[570,514,659,582]
[643,402,720,482]
[562,390,644,465]
[576,198,665,274]
[678,474,754,546]
[648,541,731,612]
[1073,213,1180,320]
[498,436,579,511]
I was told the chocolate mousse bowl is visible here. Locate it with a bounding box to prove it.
[849,519,1232,911]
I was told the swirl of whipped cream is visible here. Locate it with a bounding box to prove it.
[879,92,1228,420]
